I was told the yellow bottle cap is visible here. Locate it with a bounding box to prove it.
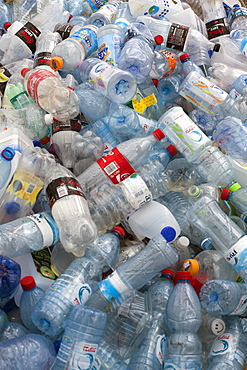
[229,182,242,192]
[182,259,200,276]
[49,57,64,71]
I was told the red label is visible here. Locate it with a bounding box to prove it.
[26,69,56,103]
[97,148,135,184]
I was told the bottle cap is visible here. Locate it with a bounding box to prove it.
[4,201,20,215]
[176,236,190,251]
[179,53,190,62]
[49,57,64,71]
[182,259,200,275]
[176,270,191,280]
[220,188,230,200]
[40,136,50,145]
[161,269,174,278]
[152,129,165,141]
[1,147,15,161]
[210,318,226,336]
[160,226,176,242]
[152,79,159,87]
[21,68,30,77]
[20,276,36,290]
[44,114,54,125]
[4,22,12,31]
[188,185,201,198]
[154,35,164,45]
[166,144,178,156]
[33,140,41,147]
[111,226,125,239]
[229,181,241,192]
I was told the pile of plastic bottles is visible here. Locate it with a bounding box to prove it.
[2,0,247,368]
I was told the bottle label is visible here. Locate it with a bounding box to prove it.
[26,69,56,103]
[210,333,233,356]
[206,18,230,40]
[156,334,167,367]
[160,50,177,77]
[96,3,118,20]
[230,294,247,315]
[228,7,247,27]
[56,23,74,40]
[179,72,228,114]
[166,23,189,51]
[69,27,98,57]
[15,22,41,54]
[51,278,92,305]
[7,169,43,205]
[0,65,11,96]
[33,52,52,68]
[52,118,82,134]
[97,148,135,184]
[87,0,107,13]
[98,34,123,66]
[98,270,130,302]
[223,235,247,274]
[89,62,123,95]
[229,88,242,100]
[9,91,32,109]
[46,177,85,208]
[61,338,98,369]
[28,213,55,248]
[161,107,210,158]
[120,173,152,209]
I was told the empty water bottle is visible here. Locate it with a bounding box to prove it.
[0,308,29,342]
[221,181,247,221]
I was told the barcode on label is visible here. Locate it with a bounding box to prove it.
[104,162,118,175]
[57,185,68,197]
[26,183,35,194]
[135,190,144,197]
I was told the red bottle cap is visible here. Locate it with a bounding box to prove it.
[111,226,125,239]
[161,269,174,278]
[166,144,178,156]
[4,22,12,31]
[221,188,230,200]
[176,270,191,280]
[152,79,159,87]
[21,68,30,77]
[20,276,36,290]
[152,129,165,141]
[154,35,164,45]
[179,53,190,62]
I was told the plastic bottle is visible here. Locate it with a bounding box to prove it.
[0,256,21,309]
[5,82,34,109]
[77,129,165,196]
[31,227,124,337]
[0,308,29,342]
[187,195,247,282]
[72,131,104,167]
[221,181,247,221]
[51,305,107,370]
[127,270,174,370]
[186,183,220,204]
[182,249,239,284]
[33,29,62,69]
[156,73,183,103]
[0,1,12,31]
[0,333,56,370]
[189,108,218,137]
[84,228,178,311]
[150,49,177,79]
[44,163,97,256]
[20,276,45,332]
[205,316,247,370]
[0,146,55,225]
[50,25,98,72]
[198,310,226,344]
[200,0,230,41]
[21,67,80,122]
[0,3,70,65]
[77,57,137,104]
[179,53,205,77]
[227,73,247,99]
[113,239,146,269]
[0,147,15,192]
[94,338,127,370]
[114,1,135,31]
[75,87,111,121]
[118,22,157,84]
[88,0,122,28]
[158,106,234,186]
[164,271,202,369]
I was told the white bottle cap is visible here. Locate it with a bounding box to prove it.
[210,318,226,336]
[176,236,190,251]
[44,114,54,125]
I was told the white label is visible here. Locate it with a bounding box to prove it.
[89,62,120,95]
[229,88,241,100]
[28,213,54,248]
[121,173,152,209]
[179,72,228,114]
[230,294,247,315]
[210,333,233,356]
[156,335,167,367]
[64,339,98,369]
[99,270,130,302]
[223,235,247,274]
[51,278,92,306]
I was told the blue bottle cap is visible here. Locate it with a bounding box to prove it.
[4,202,21,215]
[33,140,41,147]
[1,147,15,161]
[160,226,176,242]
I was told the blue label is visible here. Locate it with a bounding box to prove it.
[70,28,98,56]
[98,276,121,302]
[87,0,106,12]
[41,212,60,245]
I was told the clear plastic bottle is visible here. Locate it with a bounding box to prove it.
[0,333,56,370]
[0,308,29,342]
[227,73,247,99]
[72,131,104,166]
[20,276,45,333]
[44,163,97,256]
[0,146,55,225]
[179,53,205,77]
[85,229,178,311]
[50,25,98,71]
[186,183,220,204]
[5,82,34,109]
[33,29,62,70]
[205,316,247,370]
[189,108,218,137]
[164,270,202,369]
[0,256,21,309]
[198,310,226,344]
[75,87,111,121]
[77,129,165,196]
[150,49,177,79]
[157,73,183,103]
[51,305,107,370]
[21,67,80,122]
[127,270,174,370]
[221,181,247,221]
[88,0,122,28]
[77,57,137,104]
[31,227,124,337]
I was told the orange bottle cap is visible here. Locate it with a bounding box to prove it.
[182,259,200,276]
[49,57,64,71]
